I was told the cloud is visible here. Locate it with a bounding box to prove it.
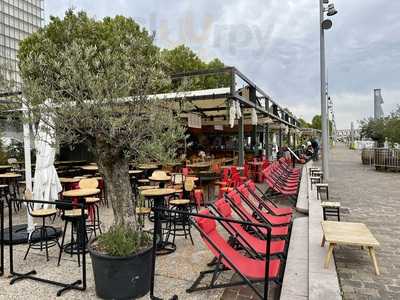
[44,0,400,129]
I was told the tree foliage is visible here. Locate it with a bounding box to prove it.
[161,45,230,91]
[360,106,400,146]
[310,114,333,134]
[18,10,186,229]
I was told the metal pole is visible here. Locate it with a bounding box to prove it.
[238,117,244,167]
[22,102,34,233]
[265,124,270,159]
[320,0,329,181]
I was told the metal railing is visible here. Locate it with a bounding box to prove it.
[374,148,400,170]
[0,198,87,297]
[361,148,375,166]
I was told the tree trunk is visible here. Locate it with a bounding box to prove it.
[97,151,136,229]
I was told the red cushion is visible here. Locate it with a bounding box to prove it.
[196,210,216,234]
[200,224,281,279]
[215,199,232,218]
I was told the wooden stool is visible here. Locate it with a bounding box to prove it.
[136,207,151,229]
[25,208,59,261]
[309,167,320,176]
[321,202,341,221]
[310,176,321,190]
[314,171,324,182]
[316,183,329,200]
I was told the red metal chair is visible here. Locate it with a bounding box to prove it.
[224,191,289,238]
[188,209,282,298]
[212,199,286,257]
[244,180,293,216]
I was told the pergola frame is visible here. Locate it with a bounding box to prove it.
[170,66,300,166]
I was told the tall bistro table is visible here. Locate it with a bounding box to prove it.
[62,188,101,253]
[321,221,380,275]
[138,164,159,178]
[0,173,22,199]
[140,188,176,255]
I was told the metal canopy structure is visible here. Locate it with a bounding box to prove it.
[168,67,300,129]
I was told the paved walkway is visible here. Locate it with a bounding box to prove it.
[329,144,400,299]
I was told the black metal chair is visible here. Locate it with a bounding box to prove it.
[24,191,60,262]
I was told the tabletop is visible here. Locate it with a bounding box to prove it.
[59,177,81,183]
[321,221,379,247]
[63,188,100,198]
[0,173,22,178]
[129,170,144,174]
[138,164,159,170]
[81,165,99,171]
[140,188,176,197]
[186,162,211,168]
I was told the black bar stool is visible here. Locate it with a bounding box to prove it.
[57,209,88,267]
[24,191,60,261]
[166,199,194,245]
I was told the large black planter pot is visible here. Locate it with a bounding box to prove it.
[89,240,153,300]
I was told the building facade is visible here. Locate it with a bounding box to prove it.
[0,0,43,84]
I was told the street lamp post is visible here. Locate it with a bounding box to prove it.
[319,0,337,182]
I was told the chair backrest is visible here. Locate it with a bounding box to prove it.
[195,209,216,234]
[79,178,98,189]
[171,173,184,185]
[184,178,195,192]
[221,168,230,181]
[215,198,232,218]
[182,167,192,176]
[237,184,250,198]
[211,163,221,174]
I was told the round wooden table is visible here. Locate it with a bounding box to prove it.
[140,188,176,255]
[129,170,143,175]
[63,188,100,199]
[0,173,22,199]
[81,165,99,174]
[59,177,81,191]
[138,164,159,178]
[0,165,12,173]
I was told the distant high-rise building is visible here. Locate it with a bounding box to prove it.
[374,89,384,119]
[0,0,43,84]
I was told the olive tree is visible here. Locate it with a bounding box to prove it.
[18,11,185,229]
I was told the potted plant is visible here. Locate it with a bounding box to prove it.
[18,10,185,299]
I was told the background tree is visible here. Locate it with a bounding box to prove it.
[161,45,230,91]
[18,10,186,229]
[298,118,311,128]
[310,114,333,135]
[360,106,400,146]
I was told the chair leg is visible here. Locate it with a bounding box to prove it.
[58,221,68,266]
[24,239,32,260]
[96,204,102,234]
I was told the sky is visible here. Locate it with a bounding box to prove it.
[44,0,400,129]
